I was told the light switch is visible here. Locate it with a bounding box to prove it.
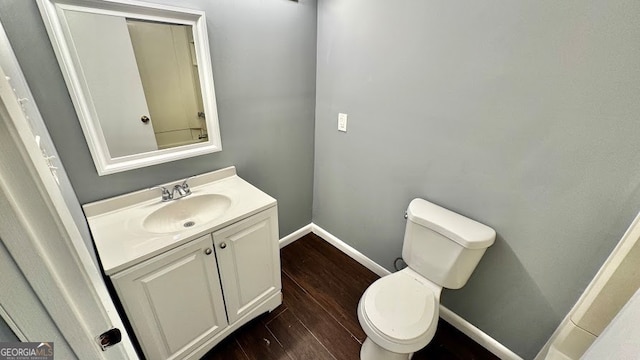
[338,113,348,132]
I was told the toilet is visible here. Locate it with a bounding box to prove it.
[357,198,496,360]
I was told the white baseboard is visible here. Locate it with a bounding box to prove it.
[439,306,523,360]
[311,223,390,277]
[279,224,312,248]
[306,223,522,360]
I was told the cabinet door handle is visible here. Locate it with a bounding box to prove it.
[220,242,227,249]
[204,248,212,255]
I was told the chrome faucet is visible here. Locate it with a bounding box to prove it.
[151,176,193,202]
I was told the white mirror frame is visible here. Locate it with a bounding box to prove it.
[37,0,222,176]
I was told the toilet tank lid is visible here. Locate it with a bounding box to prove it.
[407,198,496,249]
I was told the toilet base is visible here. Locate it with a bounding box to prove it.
[361,337,413,360]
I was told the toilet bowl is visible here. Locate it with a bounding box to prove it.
[358,268,441,359]
[357,198,495,360]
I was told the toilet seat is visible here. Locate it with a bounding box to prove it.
[358,269,440,354]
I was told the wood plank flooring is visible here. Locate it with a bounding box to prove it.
[201,233,499,360]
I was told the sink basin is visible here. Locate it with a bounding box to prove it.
[142,194,231,233]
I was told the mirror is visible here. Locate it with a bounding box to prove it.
[37,0,222,175]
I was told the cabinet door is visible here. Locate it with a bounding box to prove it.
[213,207,281,324]
[112,234,227,360]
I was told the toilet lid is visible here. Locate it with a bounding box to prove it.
[364,272,437,342]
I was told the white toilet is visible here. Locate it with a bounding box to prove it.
[357,198,496,360]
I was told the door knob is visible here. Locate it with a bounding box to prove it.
[204,248,212,255]
[220,242,227,249]
[141,115,150,123]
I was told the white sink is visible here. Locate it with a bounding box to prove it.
[142,194,231,233]
[82,166,277,275]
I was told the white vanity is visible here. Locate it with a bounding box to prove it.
[83,167,282,360]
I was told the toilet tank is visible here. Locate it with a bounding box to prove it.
[403,198,496,289]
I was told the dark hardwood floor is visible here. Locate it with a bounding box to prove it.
[202,233,499,360]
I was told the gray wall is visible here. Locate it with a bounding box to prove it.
[0,0,317,237]
[314,0,640,358]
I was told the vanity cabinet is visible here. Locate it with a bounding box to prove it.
[111,206,281,360]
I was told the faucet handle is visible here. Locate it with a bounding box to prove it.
[150,185,172,202]
[181,176,194,195]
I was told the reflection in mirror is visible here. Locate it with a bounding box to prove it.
[37,0,221,175]
[128,20,208,151]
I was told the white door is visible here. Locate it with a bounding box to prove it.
[0,240,75,357]
[213,207,281,324]
[0,23,138,359]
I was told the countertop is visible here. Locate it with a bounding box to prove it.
[83,166,276,275]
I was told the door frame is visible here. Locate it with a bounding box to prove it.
[0,22,137,359]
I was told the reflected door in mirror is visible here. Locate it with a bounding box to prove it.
[65,10,157,157]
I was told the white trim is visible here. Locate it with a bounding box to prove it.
[311,223,389,277]
[439,306,523,360]
[535,209,640,360]
[0,302,24,341]
[308,223,522,360]
[279,224,312,248]
[571,210,640,322]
